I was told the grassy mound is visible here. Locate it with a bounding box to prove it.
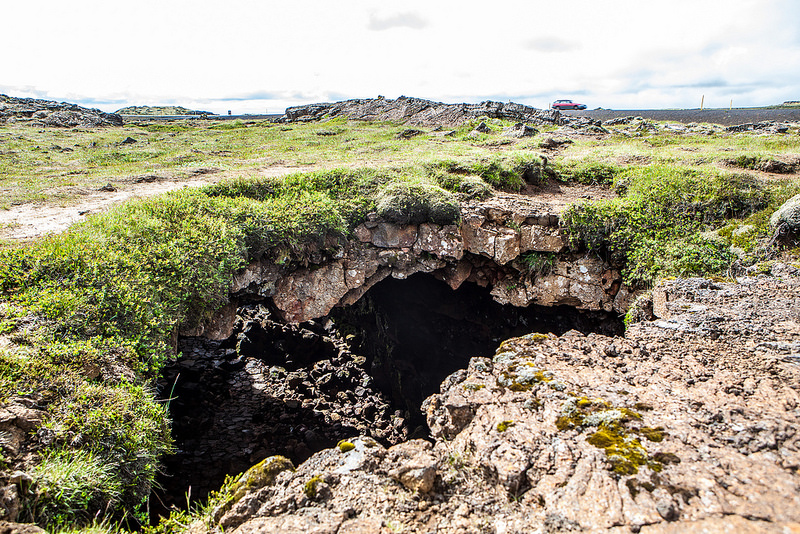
[375,181,460,225]
[562,166,799,286]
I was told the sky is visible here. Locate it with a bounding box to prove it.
[2,0,800,114]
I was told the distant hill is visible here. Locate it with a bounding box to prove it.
[115,105,213,116]
[0,94,123,127]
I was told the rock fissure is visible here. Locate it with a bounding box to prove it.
[156,195,632,513]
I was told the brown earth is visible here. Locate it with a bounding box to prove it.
[563,108,800,126]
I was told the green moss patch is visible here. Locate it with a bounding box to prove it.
[337,440,355,453]
[303,475,324,499]
[496,364,553,392]
[587,426,650,476]
[556,394,663,476]
[496,420,515,432]
[638,426,666,442]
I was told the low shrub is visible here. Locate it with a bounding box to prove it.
[423,154,547,192]
[555,161,621,186]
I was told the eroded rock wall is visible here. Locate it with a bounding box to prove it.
[0,94,123,127]
[282,96,562,127]
[189,195,630,336]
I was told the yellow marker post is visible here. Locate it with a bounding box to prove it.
[701,95,705,110]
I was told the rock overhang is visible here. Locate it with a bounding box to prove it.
[187,194,633,338]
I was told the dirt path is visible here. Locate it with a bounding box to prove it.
[0,165,315,242]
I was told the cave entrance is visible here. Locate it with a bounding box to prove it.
[152,272,622,519]
[327,273,622,434]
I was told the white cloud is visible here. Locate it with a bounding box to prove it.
[525,37,581,53]
[0,0,798,113]
[367,12,427,31]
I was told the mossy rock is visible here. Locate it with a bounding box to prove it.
[458,176,493,200]
[214,456,294,520]
[303,475,324,498]
[337,439,355,452]
[497,420,515,432]
[375,182,460,225]
[770,193,800,231]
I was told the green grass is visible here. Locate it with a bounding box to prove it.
[0,117,550,210]
[2,115,799,212]
[25,449,124,528]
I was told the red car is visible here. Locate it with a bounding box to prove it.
[551,99,587,110]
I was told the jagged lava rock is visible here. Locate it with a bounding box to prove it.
[194,265,800,533]
[0,94,122,127]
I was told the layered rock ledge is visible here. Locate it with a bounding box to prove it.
[195,264,800,534]
[282,96,562,127]
[189,194,631,340]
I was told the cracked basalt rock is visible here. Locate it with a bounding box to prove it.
[192,264,800,534]
[157,305,405,507]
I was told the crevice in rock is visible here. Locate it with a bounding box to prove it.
[152,273,622,519]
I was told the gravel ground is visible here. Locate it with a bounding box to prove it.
[561,107,800,126]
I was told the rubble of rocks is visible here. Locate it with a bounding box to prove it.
[0,400,45,523]
[281,96,562,127]
[555,117,610,136]
[0,94,122,127]
[194,264,800,534]
[724,121,797,134]
[278,97,800,139]
[157,304,404,507]
[604,118,720,137]
[161,273,622,512]
[602,117,800,138]
[724,156,800,174]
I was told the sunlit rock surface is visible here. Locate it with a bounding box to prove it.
[193,264,800,533]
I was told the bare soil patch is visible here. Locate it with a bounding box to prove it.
[0,164,315,242]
